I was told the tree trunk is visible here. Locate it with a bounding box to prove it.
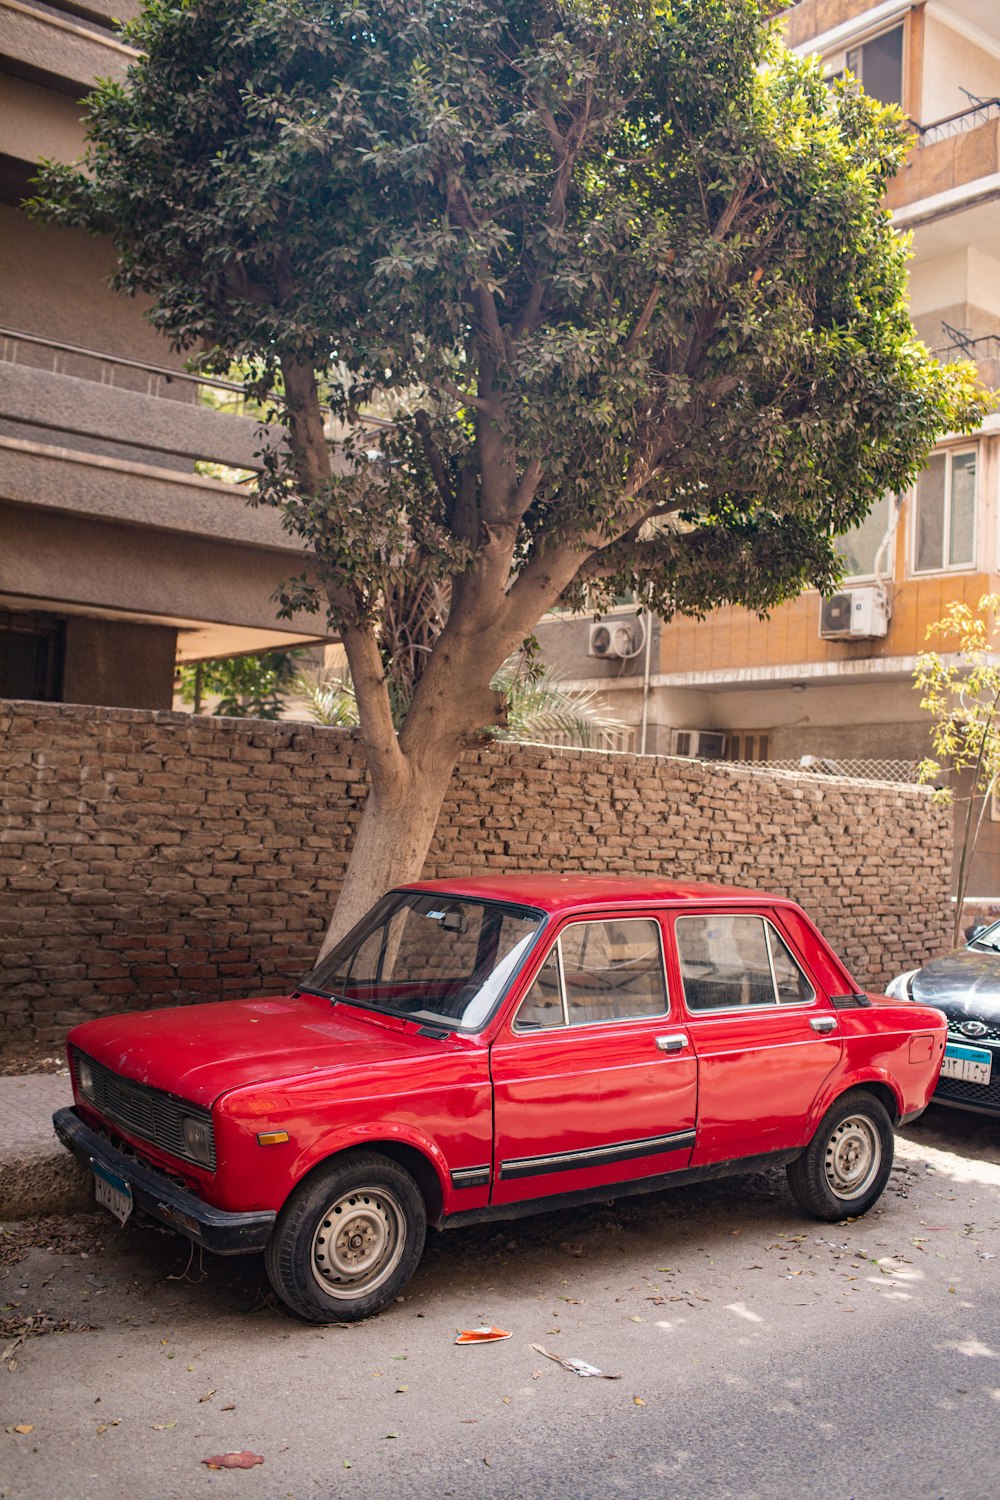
[319,747,460,956]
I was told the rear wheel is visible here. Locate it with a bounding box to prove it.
[265,1152,426,1323]
[786,1090,894,1222]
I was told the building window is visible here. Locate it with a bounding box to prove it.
[827,25,904,108]
[913,450,977,574]
[0,611,64,700]
[725,734,770,764]
[835,493,895,581]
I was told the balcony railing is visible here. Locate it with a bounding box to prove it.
[914,98,1000,148]
[935,325,1000,363]
[0,326,391,428]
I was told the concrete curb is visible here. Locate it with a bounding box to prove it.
[0,1148,93,1218]
[0,1074,92,1220]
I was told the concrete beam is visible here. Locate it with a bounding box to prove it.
[0,361,273,470]
[0,0,136,94]
[0,436,295,548]
[1,501,325,635]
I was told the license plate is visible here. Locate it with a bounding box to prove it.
[92,1160,134,1225]
[941,1042,993,1087]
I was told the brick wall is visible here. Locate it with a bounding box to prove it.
[1,701,953,1047]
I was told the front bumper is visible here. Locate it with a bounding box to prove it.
[54,1107,276,1256]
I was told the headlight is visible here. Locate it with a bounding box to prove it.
[884,970,917,1000]
[76,1055,95,1100]
[181,1115,214,1167]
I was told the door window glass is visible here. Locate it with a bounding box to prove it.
[676,915,815,1010]
[515,918,668,1030]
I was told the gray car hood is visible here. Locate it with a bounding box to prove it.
[910,946,1000,1021]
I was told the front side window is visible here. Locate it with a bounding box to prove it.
[914,450,977,573]
[675,914,815,1011]
[300,892,543,1030]
[515,918,668,1030]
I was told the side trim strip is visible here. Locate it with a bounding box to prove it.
[450,1166,491,1189]
[499,1129,695,1181]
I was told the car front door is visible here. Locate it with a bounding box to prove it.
[489,913,698,1207]
[668,907,844,1164]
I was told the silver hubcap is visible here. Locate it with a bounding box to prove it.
[310,1186,406,1300]
[824,1116,881,1201]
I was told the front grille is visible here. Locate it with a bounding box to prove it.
[74,1049,215,1170]
[947,1020,1000,1043]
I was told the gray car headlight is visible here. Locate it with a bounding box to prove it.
[884,970,917,1000]
[181,1115,214,1167]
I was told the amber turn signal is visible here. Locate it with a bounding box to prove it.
[256,1130,289,1146]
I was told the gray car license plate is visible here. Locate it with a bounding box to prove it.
[92,1160,134,1225]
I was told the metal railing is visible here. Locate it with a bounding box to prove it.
[935,324,1000,364]
[738,757,922,786]
[914,97,1000,148]
[0,326,392,428]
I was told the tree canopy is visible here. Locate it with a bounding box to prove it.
[32,0,991,939]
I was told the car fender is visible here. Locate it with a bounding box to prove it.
[278,1119,455,1215]
[803,1066,904,1142]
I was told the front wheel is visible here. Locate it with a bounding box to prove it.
[786,1090,894,1222]
[264,1151,427,1323]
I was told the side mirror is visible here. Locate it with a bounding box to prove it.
[966,924,988,943]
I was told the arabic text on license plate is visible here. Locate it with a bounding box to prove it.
[941,1042,992,1087]
[92,1160,133,1225]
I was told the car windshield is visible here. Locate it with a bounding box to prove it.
[299,892,544,1031]
[969,920,1000,953]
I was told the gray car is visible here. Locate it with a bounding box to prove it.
[886,925,1000,1117]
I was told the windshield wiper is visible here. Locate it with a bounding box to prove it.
[297,983,349,1002]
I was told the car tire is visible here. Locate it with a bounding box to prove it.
[264,1151,427,1323]
[786,1089,894,1222]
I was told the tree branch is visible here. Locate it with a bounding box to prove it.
[413,408,454,513]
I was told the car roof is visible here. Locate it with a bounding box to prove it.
[398,873,788,915]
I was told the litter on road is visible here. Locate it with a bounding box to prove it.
[531,1345,622,1379]
[455,1326,512,1344]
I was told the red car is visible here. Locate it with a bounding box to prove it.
[55,876,946,1322]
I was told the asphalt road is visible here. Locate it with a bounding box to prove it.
[1,1106,998,1500]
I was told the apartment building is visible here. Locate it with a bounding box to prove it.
[538,0,1000,884]
[0,0,330,709]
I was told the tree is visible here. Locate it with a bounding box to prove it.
[916,596,1000,949]
[177,649,300,717]
[32,0,989,949]
[297,657,627,748]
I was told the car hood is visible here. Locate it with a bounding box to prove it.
[909,948,1000,1020]
[68,993,459,1109]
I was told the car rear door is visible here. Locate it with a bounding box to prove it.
[489,911,697,1207]
[666,906,844,1164]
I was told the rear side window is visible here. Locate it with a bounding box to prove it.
[515,918,668,1030]
[675,914,814,1011]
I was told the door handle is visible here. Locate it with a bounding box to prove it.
[810,1016,838,1034]
[655,1034,688,1053]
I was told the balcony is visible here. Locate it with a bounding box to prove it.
[885,103,1000,214]
[0,328,347,655]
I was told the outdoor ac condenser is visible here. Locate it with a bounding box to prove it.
[588,620,638,658]
[819,587,889,641]
[670,729,726,760]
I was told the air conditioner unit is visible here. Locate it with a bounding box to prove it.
[819,587,888,641]
[588,621,638,658]
[671,729,726,760]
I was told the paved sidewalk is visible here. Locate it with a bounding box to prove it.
[0,1072,90,1219]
